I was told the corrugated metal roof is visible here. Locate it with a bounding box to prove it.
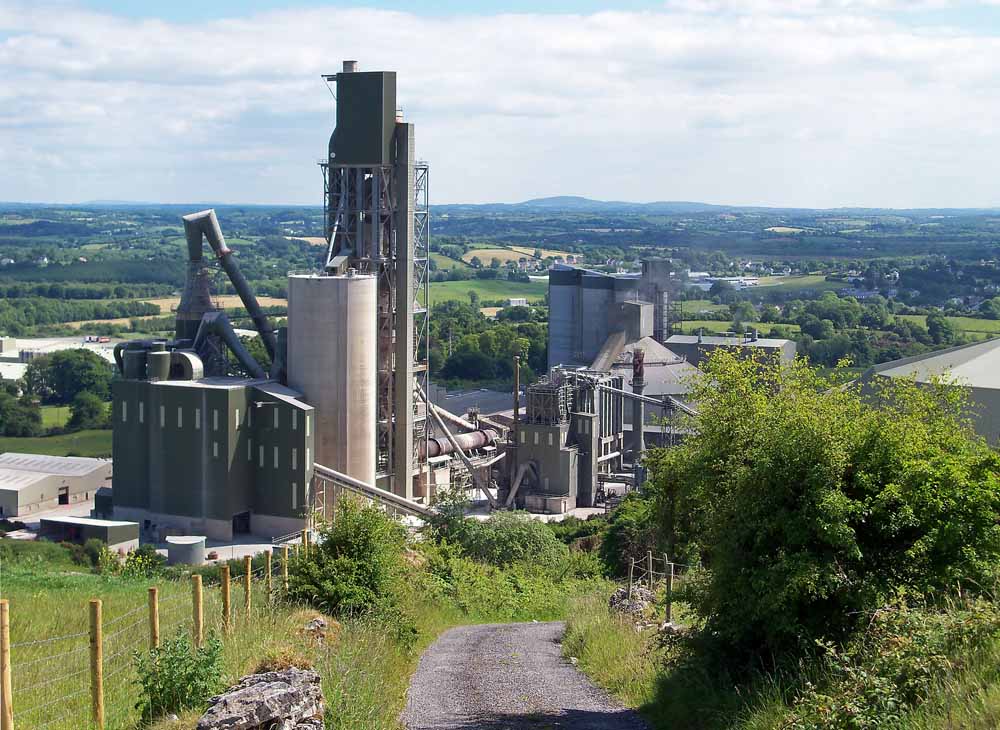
[0,452,108,477]
[871,337,1000,389]
[0,467,48,491]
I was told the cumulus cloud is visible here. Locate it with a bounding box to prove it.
[1,1,1000,206]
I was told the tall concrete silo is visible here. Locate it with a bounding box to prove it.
[287,271,377,486]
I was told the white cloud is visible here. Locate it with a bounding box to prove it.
[0,1,999,206]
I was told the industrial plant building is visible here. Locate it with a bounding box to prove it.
[107,62,504,537]
[663,332,796,368]
[112,376,315,541]
[859,338,1000,445]
[0,453,112,517]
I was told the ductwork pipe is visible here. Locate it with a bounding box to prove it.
[421,429,498,458]
[193,311,267,380]
[429,403,478,433]
[182,209,277,362]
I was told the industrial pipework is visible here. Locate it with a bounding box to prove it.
[181,209,277,362]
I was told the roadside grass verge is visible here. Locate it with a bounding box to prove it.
[563,591,1000,730]
[6,538,608,730]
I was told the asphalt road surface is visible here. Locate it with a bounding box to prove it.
[401,621,649,730]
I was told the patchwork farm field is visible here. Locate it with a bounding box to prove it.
[429,278,547,306]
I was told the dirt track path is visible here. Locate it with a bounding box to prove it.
[401,621,649,730]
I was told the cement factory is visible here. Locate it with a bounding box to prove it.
[96,61,798,543]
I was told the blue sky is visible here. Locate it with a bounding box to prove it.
[3,1,1000,207]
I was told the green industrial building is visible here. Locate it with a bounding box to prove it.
[112,376,315,541]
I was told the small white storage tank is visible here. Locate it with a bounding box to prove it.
[287,271,377,486]
[165,535,206,565]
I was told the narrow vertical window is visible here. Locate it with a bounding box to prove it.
[213,409,219,431]
[159,405,165,428]
[235,408,240,428]
[259,445,264,468]
[273,409,279,429]
[248,439,252,462]
[305,448,311,468]
[177,406,183,429]
[305,416,310,437]
[292,482,297,511]
[121,401,128,423]
[138,401,144,424]
[292,410,298,430]
[195,408,201,430]
[292,448,298,470]
[213,442,218,458]
[273,446,279,469]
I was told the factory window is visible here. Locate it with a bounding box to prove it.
[195,408,201,430]
[548,433,553,447]
[273,446,279,469]
[213,441,218,459]
[520,431,526,444]
[235,409,240,429]
[248,407,253,426]
[292,448,298,470]
[533,432,539,445]
[121,401,127,423]
[213,409,219,432]
[273,409,279,429]
[247,439,252,462]
[292,410,298,430]
[259,445,264,468]
[138,401,144,424]
[177,406,183,429]
[159,405,165,428]
[291,482,297,511]
[305,416,310,438]
[306,447,310,469]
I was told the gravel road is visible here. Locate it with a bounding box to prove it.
[401,621,649,730]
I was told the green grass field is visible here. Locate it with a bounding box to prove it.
[757,274,850,293]
[430,252,472,271]
[678,320,801,335]
[430,279,547,306]
[0,429,111,457]
[40,405,72,429]
[898,314,1000,336]
[680,300,728,315]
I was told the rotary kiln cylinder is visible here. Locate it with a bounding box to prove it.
[287,273,377,486]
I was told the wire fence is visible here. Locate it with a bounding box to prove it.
[627,551,693,623]
[1,541,304,730]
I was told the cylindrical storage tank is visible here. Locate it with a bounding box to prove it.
[147,341,170,381]
[287,272,377,486]
[123,349,148,380]
[165,535,206,565]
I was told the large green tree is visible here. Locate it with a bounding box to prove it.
[23,349,113,403]
[648,351,1000,661]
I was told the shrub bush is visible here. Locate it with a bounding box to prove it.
[134,630,223,722]
[598,493,659,578]
[287,499,407,617]
[430,510,569,568]
[650,351,1000,662]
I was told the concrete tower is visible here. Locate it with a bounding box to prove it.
[319,61,429,498]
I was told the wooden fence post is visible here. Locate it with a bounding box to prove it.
[1,600,14,730]
[244,556,252,619]
[89,599,104,730]
[647,550,654,590]
[221,565,231,635]
[627,559,634,600]
[265,550,272,603]
[192,575,203,648]
[301,529,308,558]
[148,587,159,649]
[282,545,290,593]
[664,554,673,624]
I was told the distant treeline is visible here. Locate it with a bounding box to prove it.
[0,299,160,335]
[0,282,174,300]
